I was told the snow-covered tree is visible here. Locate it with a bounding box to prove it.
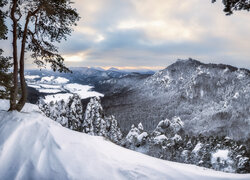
[0,50,12,99]
[67,94,83,131]
[82,96,105,135]
[153,116,184,139]
[170,116,184,134]
[37,97,250,173]
[38,94,83,130]
[56,99,68,127]
[39,96,124,143]
[152,118,171,137]
[82,97,124,142]
[125,123,148,148]
[106,115,123,143]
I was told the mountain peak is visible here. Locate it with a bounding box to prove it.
[172,58,203,67]
[108,67,120,72]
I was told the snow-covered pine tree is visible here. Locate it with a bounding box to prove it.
[125,124,140,147]
[170,116,184,135]
[138,122,144,132]
[148,116,184,160]
[152,116,184,138]
[82,97,124,142]
[49,101,57,120]
[67,94,83,131]
[82,96,106,136]
[106,115,123,143]
[38,98,69,127]
[57,99,68,127]
[125,123,148,148]
[152,118,171,137]
[38,95,125,144]
[0,50,12,99]
[37,98,46,112]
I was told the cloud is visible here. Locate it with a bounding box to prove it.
[1,0,250,69]
[63,50,92,62]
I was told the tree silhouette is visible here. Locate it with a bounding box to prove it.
[4,0,79,111]
[0,0,11,99]
[0,0,7,39]
[212,0,250,15]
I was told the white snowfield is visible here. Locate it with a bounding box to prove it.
[64,83,104,99]
[25,75,104,103]
[0,100,249,180]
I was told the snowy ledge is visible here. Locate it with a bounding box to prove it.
[0,100,250,180]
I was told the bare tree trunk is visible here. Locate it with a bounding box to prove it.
[8,0,18,111]
[16,14,31,112]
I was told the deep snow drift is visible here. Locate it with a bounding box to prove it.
[0,100,249,180]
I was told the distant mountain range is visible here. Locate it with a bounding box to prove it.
[26,59,250,143]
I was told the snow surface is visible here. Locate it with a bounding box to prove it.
[64,83,104,99]
[40,84,61,89]
[192,142,203,153]
[24,75,40,80]
[0,86,5,91]
[28,83,63,94]
[53,77,69,84]
[211,149,230,163]
[27,84,41,89]
[0,100,250,180]
[41,76,55,83]
[26,75,104,102]
[38,89,62,93]
[44,93,73,103]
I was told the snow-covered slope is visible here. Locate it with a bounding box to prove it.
[0,100,249,180]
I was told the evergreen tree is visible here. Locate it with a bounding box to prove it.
[6,0,79,112]
[0,1,11,99]
[82,97,124,142]
[0,0,7,40]
[67,94,83,131]
[58,99,68,127]
[37,96,124,143]
[212,0,250,15]
[0,50,12,99]
[106,115,123,143]
[82,97,106,136]
[125,123,148,148]
[125,124,141,148]
[153,116,184,138]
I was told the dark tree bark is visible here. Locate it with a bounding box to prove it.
[16,13,31,111]
[8,0,18,111]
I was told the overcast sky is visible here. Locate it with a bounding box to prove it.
[1,0,250,70]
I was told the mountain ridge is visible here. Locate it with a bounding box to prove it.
[102,59,250,142]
